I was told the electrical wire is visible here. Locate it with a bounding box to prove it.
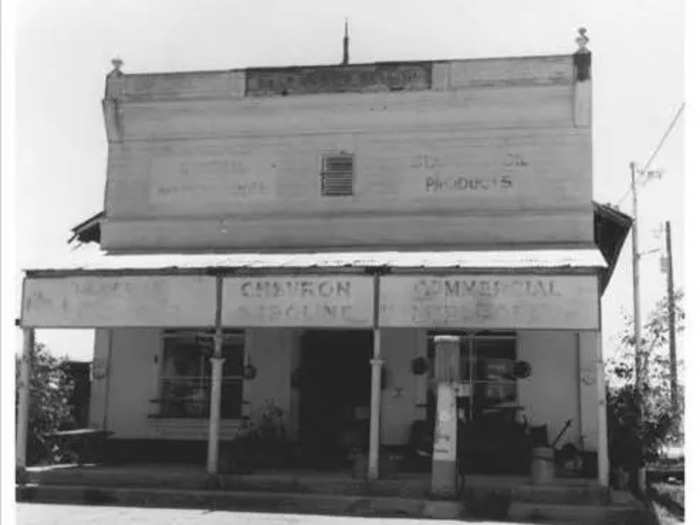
[614,103,685,207]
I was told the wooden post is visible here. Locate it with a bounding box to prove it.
[368,333,383,480]
[206,276,225,474]
[664,221,679,417]
[595,331,609,487]
[431,335,460,497]
[630,162,646,491]
[367,274,382,480]
[16,327,34,470]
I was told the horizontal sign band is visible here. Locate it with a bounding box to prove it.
[22,275,217,328]
[379,274,599,330]
[22,273,599,330]
[222,276,374,327]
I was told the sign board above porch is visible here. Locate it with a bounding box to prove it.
[222,276,374,327]
[21,275,217,328]
[21,269,600,330]
[379,274,599,330]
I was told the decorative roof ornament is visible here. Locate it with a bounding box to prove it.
[108,57,124,78]
[575,27,590,53]
[342,18,349,65]
[573,28,591,81]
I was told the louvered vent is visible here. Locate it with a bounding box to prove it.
[321,153,354,196]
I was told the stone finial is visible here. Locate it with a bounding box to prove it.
[573,27,591,81]
[575,27,589,53]
[109,57,124,77]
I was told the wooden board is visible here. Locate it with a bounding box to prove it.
[22,276,217,328]
[222,276,374,327]
[379,274,599,329]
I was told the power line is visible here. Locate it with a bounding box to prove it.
[615,103,685,207]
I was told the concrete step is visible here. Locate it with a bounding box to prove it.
[16,484,463,520]
[26,468,430,498]
[508,501,656,525]
[464,482,610,506]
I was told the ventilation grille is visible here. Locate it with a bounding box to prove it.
[321,153,354,196]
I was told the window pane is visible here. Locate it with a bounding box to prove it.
[163,340,204,377]
[221,379,243,419]
[160,330,245,419]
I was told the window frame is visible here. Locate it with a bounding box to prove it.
[427,330,518,422]
[154,328,245,420]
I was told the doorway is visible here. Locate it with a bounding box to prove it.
[428,331,529,474]
[298,330,372,468]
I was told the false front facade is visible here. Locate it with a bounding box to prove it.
[17,44,630,492]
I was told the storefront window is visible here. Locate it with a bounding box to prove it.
[428,331,517,421]
[157,329,244,419]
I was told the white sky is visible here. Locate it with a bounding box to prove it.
[9,0,685,361]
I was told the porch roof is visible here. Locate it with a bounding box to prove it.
[25,247,606,275]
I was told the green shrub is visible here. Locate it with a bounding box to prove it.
[16,343,76,465]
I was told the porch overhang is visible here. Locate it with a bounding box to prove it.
[20,248,606,330]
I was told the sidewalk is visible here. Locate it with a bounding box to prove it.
[16,503,524,525]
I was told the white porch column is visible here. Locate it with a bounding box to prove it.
[368,328,383,480]
[206,276,224,474]
[431,335,460,497]
[595,331,609,487]
[206,346,225,474]
[16,327,34,470]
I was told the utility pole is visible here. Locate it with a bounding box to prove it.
[630,161,645,492]
[630,162,643,402]
[664,221,678,416]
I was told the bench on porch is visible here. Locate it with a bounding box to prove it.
[48,428,113,465]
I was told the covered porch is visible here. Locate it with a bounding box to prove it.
[17,248,610,493]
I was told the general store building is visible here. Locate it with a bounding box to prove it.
[16,33,631,492]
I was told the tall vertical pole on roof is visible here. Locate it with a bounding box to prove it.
[16,327,34,474]
[207,275,225,474]
[368,272,383,480]
[664,221,679,417]
[342,18,349,65]
[630,161,645,490]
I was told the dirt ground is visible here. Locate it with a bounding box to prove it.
[16,503,531,525]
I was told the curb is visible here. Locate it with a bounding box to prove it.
[16,484,464,520]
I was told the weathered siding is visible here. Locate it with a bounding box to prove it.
[517,331,588,450]
[88,329,111,429]
[380,328,428,445]
[577,331,600,452]
[104,328,160,439]
[90,326,597,452]
[101,54,592,252]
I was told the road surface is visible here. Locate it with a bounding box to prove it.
[16,503,528,525]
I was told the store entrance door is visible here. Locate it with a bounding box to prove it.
[298,330,372,468]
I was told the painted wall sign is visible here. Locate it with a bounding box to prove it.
[22,276,217,328]
[399,145,539,201]
[379,274,599,329]
[149,156,277,206]
[245,63,432,96]
[223,276,374,327]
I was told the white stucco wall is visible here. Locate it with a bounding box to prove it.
[105,328,160,438]
[380,328,428,445]
[89,327,299,441]
[517,330,591,450]
[89,327,598,451]
[244,328,296,435]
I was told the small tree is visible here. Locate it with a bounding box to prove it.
[606,291,684,479]
[16,343,76,465]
